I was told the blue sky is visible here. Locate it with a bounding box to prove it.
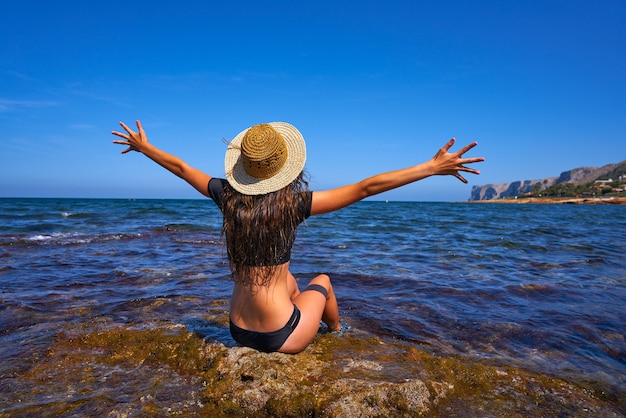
[1,0,624,201]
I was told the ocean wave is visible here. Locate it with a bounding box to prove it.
[58,211,101,220]
[0,232,143,247]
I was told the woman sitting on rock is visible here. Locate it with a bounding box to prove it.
[112,120,483,353]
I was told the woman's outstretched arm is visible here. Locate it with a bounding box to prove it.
[112,120,212,197]
[311,138,484,215]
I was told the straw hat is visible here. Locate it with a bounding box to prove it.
[225,122,306,195]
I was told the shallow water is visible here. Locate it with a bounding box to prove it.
[1,198,625,413]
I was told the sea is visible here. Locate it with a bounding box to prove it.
[1,197,624,414]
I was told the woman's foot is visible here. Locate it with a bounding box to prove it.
[329,322,342,332]
[319,321,347,334]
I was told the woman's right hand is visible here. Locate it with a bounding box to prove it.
[111,120,149,154]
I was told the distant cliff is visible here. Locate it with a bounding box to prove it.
[470,160,626,201]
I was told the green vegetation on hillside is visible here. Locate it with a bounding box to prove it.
[527,177,625,199]
[511,161,626,199]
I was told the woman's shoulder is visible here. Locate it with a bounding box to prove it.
[208,178,229,206]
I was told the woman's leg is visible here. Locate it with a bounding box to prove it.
[312,276,340,331]
[279,274,340,353]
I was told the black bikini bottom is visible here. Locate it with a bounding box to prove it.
[230,305,301,353]
[229,284,328,352]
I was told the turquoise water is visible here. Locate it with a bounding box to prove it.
[1,198,625,410]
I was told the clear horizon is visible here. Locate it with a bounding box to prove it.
[2,1,625,201]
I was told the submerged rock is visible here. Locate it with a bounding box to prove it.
[200,329,623,417]
[2,324,623,417]
[201,335,450,416]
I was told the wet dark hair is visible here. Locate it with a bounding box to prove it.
[220,172,309,286]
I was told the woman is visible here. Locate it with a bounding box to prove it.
[112,120,483,353]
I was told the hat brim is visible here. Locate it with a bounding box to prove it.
[225,122,306,195]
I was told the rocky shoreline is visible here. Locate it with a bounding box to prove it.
[8,324,622,417]
[469,197,626,205]
[200,332,624,417]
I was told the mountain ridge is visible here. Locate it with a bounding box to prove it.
[470,160,626,201]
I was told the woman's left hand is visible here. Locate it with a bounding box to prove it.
[430,138,484,183]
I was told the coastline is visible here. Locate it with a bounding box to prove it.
[468,197,626,205]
